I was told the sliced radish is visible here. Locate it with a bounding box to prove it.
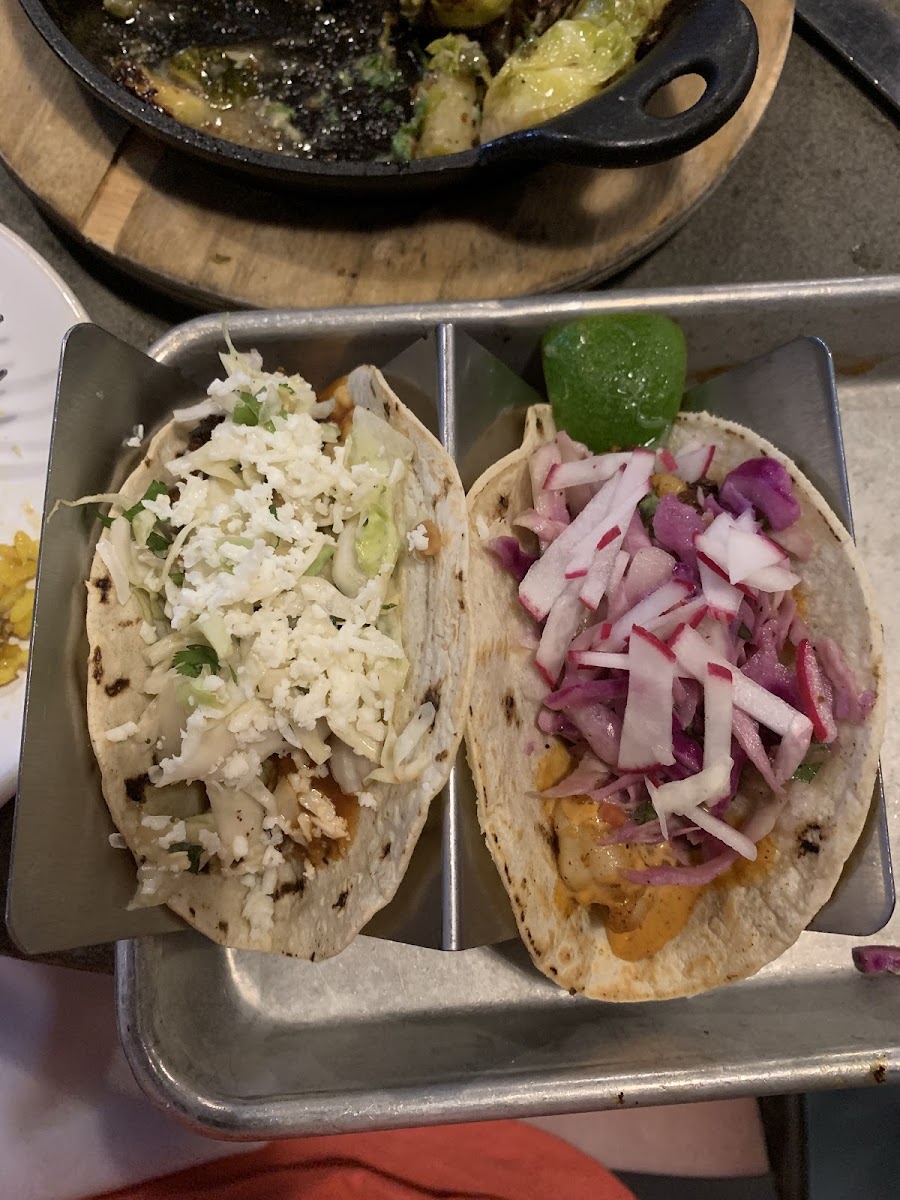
[622,508,652,555]
[796,639,837,744]
[657,447,679,473]
[618,627,676,771]
[592,620,613,646]
[512,510,568,543]
[703,663,734,773]
[535,580,584,686]
[695,511,734,565]
[568,623,600,655]
[645,760,732,838]
[529,441,567,525]
[578,526,624,610]
[544,678,628,710]
[605,580,692,651]
[698,553,743,619]
[645,597,707,642]
[603,550,631,617]
[565,473,654,579]
[697,613,733,662]
[743,563,801,592]
[673,676,702,729]
[732,709,781,792]
[671,624,812,740]
[556,431,593,515]
[544,452,632,490]
[623,546,676,607]
[571,651,632,671]
[562,471,635,579]
[774,712,813,785]
[689,805,757,860]
[673,442,715,483]
[724,526,788,584]
[519,471,624,619]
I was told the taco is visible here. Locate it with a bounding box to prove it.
[83,341,472,959]
[465,405,884,1001]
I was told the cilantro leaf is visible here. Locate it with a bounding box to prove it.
[168,841,203,873]
[170,571,185,586]
[172,644,219,678]
[638,494,660,524]
[793,759,824,783]
[233,392,262,426]
[97,509,114,529]
[269,502,278,517]
[633,800,656,825]
[146,529,171,556]
[124,480,168,522]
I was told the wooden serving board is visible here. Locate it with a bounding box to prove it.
[0,0,793,310]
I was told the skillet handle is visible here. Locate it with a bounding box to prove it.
[479,0,759,169]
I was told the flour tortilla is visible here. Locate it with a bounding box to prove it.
[465,406,885,1001]
[86,367,473,959]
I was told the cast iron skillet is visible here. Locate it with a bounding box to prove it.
[20,0,759,193]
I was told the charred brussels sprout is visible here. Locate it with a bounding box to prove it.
[398,34,491,159]
[429,0,515,30]
[481,0,668,142]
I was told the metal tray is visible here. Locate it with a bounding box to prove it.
[110,278,900,1137]
[11,278,900,1134]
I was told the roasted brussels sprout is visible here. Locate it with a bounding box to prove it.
[103,0,138,18]
[395,35,490,159]
[481,0,668,142]
[429,0,515,31]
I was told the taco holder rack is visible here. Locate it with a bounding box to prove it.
[8,277,900,1135]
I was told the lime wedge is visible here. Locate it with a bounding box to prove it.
[541,314,686,452]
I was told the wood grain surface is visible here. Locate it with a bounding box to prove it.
[0,0,793,310]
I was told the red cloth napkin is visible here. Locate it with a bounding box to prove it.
[95,1121,636,1200]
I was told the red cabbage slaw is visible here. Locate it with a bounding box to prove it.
[488,430,876,888]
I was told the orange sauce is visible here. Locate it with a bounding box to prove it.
[606,885,702,961]
[305,773,360,867]
[275,755,360,870]
[538,749,775,965]
[716,834,778,889]
[535,742,573,791]
[553,879,578,919]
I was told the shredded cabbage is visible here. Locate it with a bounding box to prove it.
[84,347,437,906]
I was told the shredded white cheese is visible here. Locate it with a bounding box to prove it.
[406,523,429,553]
[141,814,171,831]
[105,721,139,743]
[158,820,187,850]
[100,347,441,928]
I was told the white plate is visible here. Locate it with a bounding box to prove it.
[0,225,88,804]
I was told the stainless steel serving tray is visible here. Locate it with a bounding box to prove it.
[105,278,900,1137]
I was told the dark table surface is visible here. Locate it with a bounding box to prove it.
[1,24,899,973]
